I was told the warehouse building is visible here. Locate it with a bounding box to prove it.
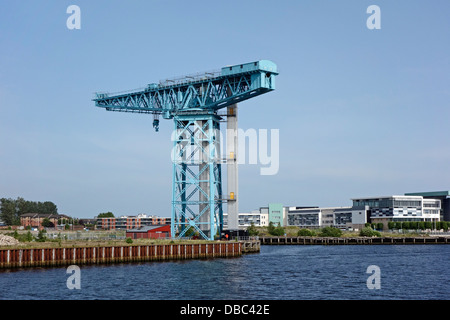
[126,225,170,239]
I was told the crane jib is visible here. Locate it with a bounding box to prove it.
[93,60,277,118]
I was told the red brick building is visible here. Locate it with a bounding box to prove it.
[20,213,70,230]
[97,215,171,230]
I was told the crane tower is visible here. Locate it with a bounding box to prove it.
[93,60,278,240]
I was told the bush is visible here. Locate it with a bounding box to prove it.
[267,222,285,236]
[319,227,342,237]
[247,223,259,236]
[11,230,34,242]
[359,227,381,237]
[125,237,133,244]
[22,231,33,242]
[36,229,47,242]
[272,225,285,236]
[297,229,314,236]
[411,222,420,230]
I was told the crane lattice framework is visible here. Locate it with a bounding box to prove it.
[94,60,278,240]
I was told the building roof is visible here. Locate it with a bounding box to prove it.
[126,225,169,233]
[351,195,423,200]
[405,191,450,197]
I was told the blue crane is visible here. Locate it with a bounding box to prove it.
[93,60,278,240]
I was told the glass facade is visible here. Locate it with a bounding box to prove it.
[334,211,352,226]
[287,210,320,227]
[352,196,440,221]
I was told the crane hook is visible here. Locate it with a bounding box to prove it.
[153,114,160,132]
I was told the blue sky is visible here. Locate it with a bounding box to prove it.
[0,0,449,218]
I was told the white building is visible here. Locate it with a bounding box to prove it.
[223,211,269,230]
[286,206,368,230]
[352,195,441,225]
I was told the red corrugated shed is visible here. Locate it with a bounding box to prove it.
[126,225,170,239]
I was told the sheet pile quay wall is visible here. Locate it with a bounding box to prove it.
[0,242,242,269]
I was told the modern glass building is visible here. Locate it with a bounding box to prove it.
[286,206,368,230]
[351,195,441,227]
[405,191,450,221]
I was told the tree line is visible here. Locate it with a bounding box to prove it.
[386,221,448,231]
[0,197,58,225]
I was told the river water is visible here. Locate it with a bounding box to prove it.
[0,245,448,300]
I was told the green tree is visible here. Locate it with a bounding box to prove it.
[319,226,342,237]
[98,212,115,218]
[16,198,58,215]
[268,222,284,236]
[42,218,54,228]
[272,225,285,236]
[39,201,58,215]
[0,198,20,225]
[1,197,59,226]
[15,197,30,215]
[418,221,425,230]
[298,228,314,236]
[25,231,33,242]
[36,229,47,242]
[247,223,259,236]
[267,221,275,235]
